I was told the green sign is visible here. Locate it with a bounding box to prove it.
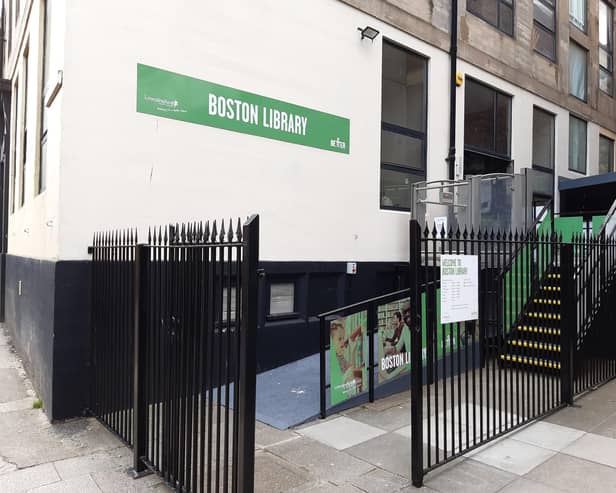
[136,64,350,154]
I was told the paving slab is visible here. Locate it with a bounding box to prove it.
[298,417,386,450]
[544,403,615,432]
[299,482,363,492]
[469,437,556,475]
[561,432,616,468]
[91,468,165,492]
[0,463,60,493]
[589,411,616,439]
[424,458,516,493]
[0,368,29,403]
[0,397,37,413]
[254,451,313,493]
[0,344,19,369]
[53,450,127,480]
[497,477,564,493]
[511,421,585,452]
[349,467,410,492]
[345,403,409,432]
[28,474,103,492]
[268,437,374,484]
[346,431,410,478]
[525,453,616,493]
[255,421,300,449]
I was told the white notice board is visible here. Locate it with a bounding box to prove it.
[440,254,479,324]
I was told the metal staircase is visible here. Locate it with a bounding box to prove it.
[500,270,562,371]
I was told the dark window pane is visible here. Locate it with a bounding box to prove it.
[381,130,424,169]
[495,93,511,156]
[381,43,426,132]
[533,107,555,169]
[464,151,511,176]
[380,168,422,209]
[499,3,514,35]
[465,80,495,151]
[465,79,511,157]
[534,0,555,30]
[600,67,614,95]
[569,116,587,173]
[599,135,614,174]
[468,0,498,25]
[533,23,556,59]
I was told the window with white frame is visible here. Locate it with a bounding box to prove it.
[600,1,614,96]
[380,41,427,211]
[532,107,555,171]
[569,116,587,174]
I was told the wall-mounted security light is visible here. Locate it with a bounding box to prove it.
[358,26,380,42]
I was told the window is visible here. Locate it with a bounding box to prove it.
[569,42,587,101]
[39,0,51,193]
[599,135,614,174]
[221,287,237,322]
[467,0,514,36]
[380,41,427,211]
[570,0,586,31]
[532,107,555,171]
[569,116,587,174]
[19,47,28,207]
[533,0,556,60]
[600,1,613,96]
[10,78,18,214]
[269,282,295,316]
[464,78,511,159]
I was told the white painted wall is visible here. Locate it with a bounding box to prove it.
[8,0,611,263]
[6,0,65,260]
[58,0,451,262]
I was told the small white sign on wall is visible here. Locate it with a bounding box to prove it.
[440,254,479,324]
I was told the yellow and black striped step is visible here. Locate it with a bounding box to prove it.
[518,325,561,336]
[547,273,561,280]
[509,340,561,352]
[533,298,561,305]
[540,286,561,292]
[500,354,561,369]
[526,312,561,320]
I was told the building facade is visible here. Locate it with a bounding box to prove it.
[1,0,615,419]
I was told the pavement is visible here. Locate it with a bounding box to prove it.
[2,323,616,492]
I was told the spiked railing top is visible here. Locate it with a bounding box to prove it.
[93,217,248,247]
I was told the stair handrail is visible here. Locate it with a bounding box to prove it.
[498,199,554,281]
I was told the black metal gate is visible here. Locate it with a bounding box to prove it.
[90,215,259,493]
[409,212,616,487]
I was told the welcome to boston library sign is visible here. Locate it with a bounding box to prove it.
[137,64,350,154]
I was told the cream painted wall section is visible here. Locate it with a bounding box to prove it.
[58,0,451,261]
[7,0,64,260]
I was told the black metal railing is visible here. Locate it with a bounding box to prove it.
[408,220,567,486]
[90,216,259,493]
[569,232,616,395]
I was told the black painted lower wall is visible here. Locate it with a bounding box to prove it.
[4,254,406,420]
[5,255,91,421]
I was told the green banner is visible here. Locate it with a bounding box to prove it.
[136,64,350,154]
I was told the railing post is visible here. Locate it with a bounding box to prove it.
[409,219,424,487]
[237,215,259,493]
[132,243,149,476]
[368,302,376,404]
[319,315,327,418]
[561,243,575,406]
